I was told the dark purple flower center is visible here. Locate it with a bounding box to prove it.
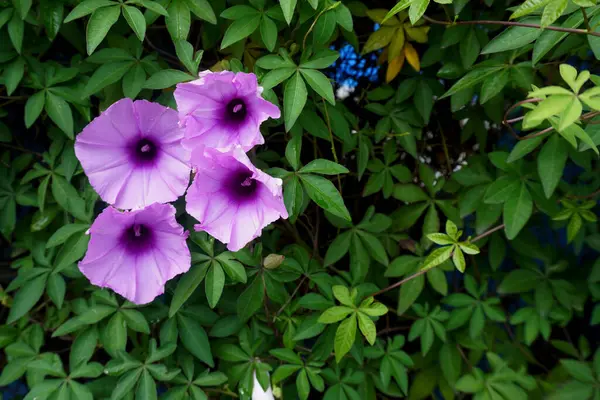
[229,170,258,200]
[226,99,247,123]
[122,224,154,254]
[131,138,158,165]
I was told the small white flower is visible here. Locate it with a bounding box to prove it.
[252,370,274,400]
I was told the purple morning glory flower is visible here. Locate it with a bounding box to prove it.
[186,146,288,251]
[174,71,280,152]
[79,203,191,304]
[74,99,191,210]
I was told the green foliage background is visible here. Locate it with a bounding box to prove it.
[1,0,600,399]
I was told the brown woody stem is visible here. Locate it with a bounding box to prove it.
[422,15,600,37]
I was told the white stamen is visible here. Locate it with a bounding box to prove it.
[141,144,151,153]
[133,224,142,237]
[241,177,253,187]
[233,104,243,113]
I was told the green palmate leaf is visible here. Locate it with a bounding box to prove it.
[205,263,225,308]
[272,364,301,384]
[382,0,412,23]
[51,175,89,221]
[64,0,114,22]
[7,274,47,323]
[279,0,296,25]
[25,91,46,128]
[123,6,146,41]
[169,261,210,317]
[324,230,352,266]
[481,18,542,54]
[236,274,264,321]
[480,69,509,104]
[261,68,296,90]
[541,0,568,27]
[299,174,351,221]
[104,312,127,355]
[174,40,198,75]
[409,0,430,24]
[260,16,277,52]
[54,232,90,273]
[538,134,568,198]
[122,64,146,99]
[507,134,547,163]
[398,274,424,315]
[332,286,353,306]
[427,233,454,245]
[441,66,503,98]
[283,176,303,221]
[357,230,389,266]
[270,348,302,364]
[297,370,310,400]
[184,0,216,23]
[510,0,552,19]
[533,10,591,64]
[334,313,356,362]
[301,49,339,69]
[221,13,261,49]
[4,57,25,95]
[452,248,466,272]
[558,98,582,131]
[299,159,349,175]
[318,306,354,323]
[460,28,480,69]
[285,133,301,171]
[136,370,157,400]
[0,8,11,29]
[86,5,121,55]
[136,0,168,16]
[45,92,73,139]
[283,72,308,131]
[47,224,90,248]
[166,0,190,41]
[82,62,134,97]
[589,14,600,59]
[177,314,214,367]
[523,95,572,129]
[362,27,397,54]
[144,69,193,89]
[8,12,24,53]
[357,312,376,345]
[312,10,336,45]
[484,176,520,204]
[299,69,335,105]
[422,246,453,270]
[567,213,582,243]
[111,369,142,400]
[503,183,533,239]
[14,0,32,19]
[560,359,595,382]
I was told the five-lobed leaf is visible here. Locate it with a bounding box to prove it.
[86,5,120,55]
[283,72,308,131]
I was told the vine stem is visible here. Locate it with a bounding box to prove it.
[568,188,600,199]
[273,275,307,321]
[503,97,600,141]
[0,142,43,157]
[371,269,429,297]
[302,2,341,49]
[321,98,343,194]
[373,223,505,297]
[422,15,600,37]
[471,223,505,242]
